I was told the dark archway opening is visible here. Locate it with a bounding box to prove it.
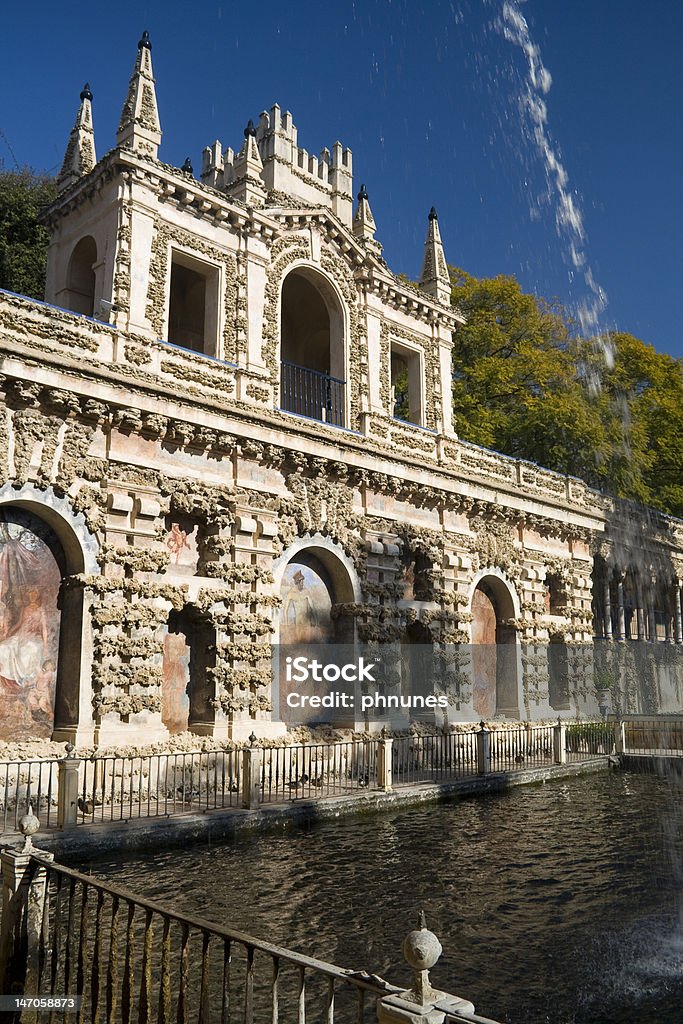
[65,236,97,316]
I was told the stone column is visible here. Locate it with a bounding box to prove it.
[378,732,394,791]
[241,734,261,810]
[602,577,614,638]
[476,721,490,775]
[57,746,80,828]
[635,580,646,640]
[674,582,683,644]
[553,719,567,765]
[376,913,480,1024]
[0,812,54,1012]
[616,574,626,641]
[603,575,613,640]
[647,574,657,642]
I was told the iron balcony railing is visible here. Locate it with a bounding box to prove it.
[280,360,345,426]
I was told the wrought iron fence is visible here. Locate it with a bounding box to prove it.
[0,723,626,836]
[0,760,58,834]
[392,732,479,785]
[20,858,395,1023]
[564,721,615,762]
[487,724,555,772]
[260,740,378,803]
[280,360,346,426]
[74,750,242,824]
[620,715,683,755]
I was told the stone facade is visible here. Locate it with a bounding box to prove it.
[1,33,681,746]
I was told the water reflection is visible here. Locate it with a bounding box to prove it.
[78,772,683,1024]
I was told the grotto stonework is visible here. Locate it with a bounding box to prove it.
[1,32,682,747]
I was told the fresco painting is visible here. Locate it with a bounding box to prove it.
[279,561,333,645]
[0,511,62,739]
[471,587,497,720]
[165,522,199,575]
[162,630,190,733]
[279,561,334,723]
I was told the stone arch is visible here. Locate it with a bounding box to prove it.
[65,236,98,316]
[0,486,99,744]
[274,533,361,645]
[469,569,521,720]
[278,264,348,426]
[273,535,361,727]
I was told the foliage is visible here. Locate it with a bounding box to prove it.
[449,267,683,518]
[0,166,57,299]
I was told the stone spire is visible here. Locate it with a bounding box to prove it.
[226,120,266,207]
[352,184,382,256]
[419,207,451,305]
[58,84,97,192]
[116,30,162,159]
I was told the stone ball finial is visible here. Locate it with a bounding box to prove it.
[249,731,258,746]
[428,206,438,221]
[402,911,442,973]
[65,742,75,758]
[138,30,152,50]
[80,83,93,102]
[358,183,369,203]
[181,157,194,176]
[244,119,256,138]
[18,801,40,853]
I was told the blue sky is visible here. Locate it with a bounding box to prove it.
[2,0,681,357]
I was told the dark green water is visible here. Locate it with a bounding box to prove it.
[78,770,683,1024]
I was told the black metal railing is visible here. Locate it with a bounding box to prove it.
[0,760,58,833]
[280,361,345,426]
[565,721,615,761]
[20,859,397,1023]
[392,732,479,785]
[260,741,378,804]
[75,750,241,824]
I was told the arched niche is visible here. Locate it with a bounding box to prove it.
[162,606,216,735]
[65,236,97,316]
[273,537,359,728]
[0,486,99,744]
[279,266,346,426]
[470,571,520,720]
[275,537,359,646]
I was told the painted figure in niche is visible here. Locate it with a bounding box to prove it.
[280,564,333,645]
[279,561,334,723]
[166,522,190,562]
[0,516,61,738]
[164,521,198,574]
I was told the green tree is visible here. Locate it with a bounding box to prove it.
[449,267,620,489]
[603,332,683,518]
[0,166,57,300]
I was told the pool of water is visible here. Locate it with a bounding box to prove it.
[77,770,683,1024]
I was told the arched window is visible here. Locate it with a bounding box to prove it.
[65,236,97,316]
[279,268,345,426]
